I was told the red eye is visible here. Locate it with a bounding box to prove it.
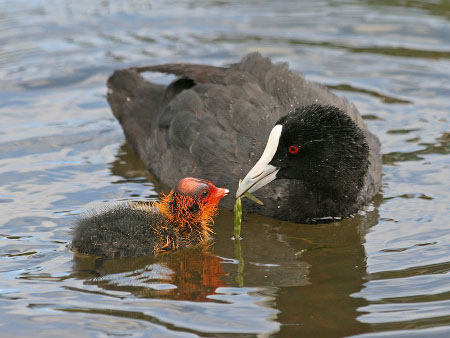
[288,145,299,154]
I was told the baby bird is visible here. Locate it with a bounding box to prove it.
[71,178,229,258]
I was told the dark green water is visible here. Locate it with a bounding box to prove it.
[0,0,449,336]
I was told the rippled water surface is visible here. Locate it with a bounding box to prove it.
[1,0,449,336]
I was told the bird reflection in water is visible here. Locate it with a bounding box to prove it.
[72,242,226,302]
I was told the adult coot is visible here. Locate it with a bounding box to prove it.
[107,53,381,223]
[71,178,229,257]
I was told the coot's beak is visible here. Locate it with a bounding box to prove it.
[236,125,282,198]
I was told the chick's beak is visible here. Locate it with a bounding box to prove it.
[214,188,229,199]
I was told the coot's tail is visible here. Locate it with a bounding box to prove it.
[107,69,165,122]
[106,69,165,161]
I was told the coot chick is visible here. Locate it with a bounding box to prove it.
[71,178,229,258]
[107,52,381,223]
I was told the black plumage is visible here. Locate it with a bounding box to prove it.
[71,206,169,257]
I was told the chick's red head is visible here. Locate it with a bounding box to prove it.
[157,178,229,234]
[175,178,229,205]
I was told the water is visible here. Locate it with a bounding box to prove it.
[1,0,449,336]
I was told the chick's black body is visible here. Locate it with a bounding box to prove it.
[107,53,382,223]
[71,206,198,258]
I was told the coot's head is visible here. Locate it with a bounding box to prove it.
[157,178,228,231]
[236,104,369,202]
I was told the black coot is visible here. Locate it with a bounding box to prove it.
[107,53,381,223]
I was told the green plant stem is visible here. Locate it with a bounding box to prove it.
[234,237,244,287]
[233,196,242,239]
